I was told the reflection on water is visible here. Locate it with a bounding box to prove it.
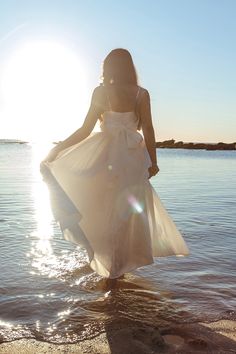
[0,144,236,343]
[29,144,55,278]
[31,143,53,238]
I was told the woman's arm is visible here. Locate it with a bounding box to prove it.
[139,89,159,177]
[44,87,103,161]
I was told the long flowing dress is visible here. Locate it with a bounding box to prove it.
[41,91,189,279]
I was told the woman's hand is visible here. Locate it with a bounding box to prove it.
[42,145,61,164]
[148,164,159,178]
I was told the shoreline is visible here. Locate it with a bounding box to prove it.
[156,139,236,150]
[0,319,235,353]
[1,139,236,151]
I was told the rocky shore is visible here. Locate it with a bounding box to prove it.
[156,139,236,150]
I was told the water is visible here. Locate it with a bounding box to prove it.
[0,144,236,343]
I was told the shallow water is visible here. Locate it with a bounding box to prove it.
[0,143,235,343]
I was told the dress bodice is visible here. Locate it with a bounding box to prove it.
[100,111,142,149]
[101,111,139,130]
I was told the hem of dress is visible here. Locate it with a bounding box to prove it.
[90,258,155,279]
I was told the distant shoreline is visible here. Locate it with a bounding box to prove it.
[156,139,236,150]
[0,139,28,144]
[1,139,236,150]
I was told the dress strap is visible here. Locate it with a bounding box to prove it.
[134,87,142,129]
[135,86,141,102]
[134,87,141,107]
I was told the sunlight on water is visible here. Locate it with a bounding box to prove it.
[0,320,13,329]
[28,145,90,280]
[1,146,236,344]
[29,143,58,274]
[31,143,53,238]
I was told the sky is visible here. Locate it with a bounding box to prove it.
[0,0,235,143]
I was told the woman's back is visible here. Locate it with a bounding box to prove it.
[97,84,142,114]
[104,84,141,112]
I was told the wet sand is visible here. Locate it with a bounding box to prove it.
[1,319,235,353]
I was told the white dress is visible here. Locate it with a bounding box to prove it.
[41,105,189,278]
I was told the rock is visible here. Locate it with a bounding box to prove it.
[183,143,194,149]
[163,139,175,145]
[192,143,206,149]
[174,141,184,148]
[188,337,208,349]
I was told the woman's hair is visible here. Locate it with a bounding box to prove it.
[102,48,138,85]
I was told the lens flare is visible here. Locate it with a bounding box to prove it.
[127,194,144,214]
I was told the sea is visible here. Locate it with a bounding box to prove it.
[0,143,235,343]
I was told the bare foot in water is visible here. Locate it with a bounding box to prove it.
[116,274,125,279]
[104,274,124,289]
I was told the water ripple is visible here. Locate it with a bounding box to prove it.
[0,145,236,343]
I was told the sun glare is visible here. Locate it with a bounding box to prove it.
[2,40,89,142]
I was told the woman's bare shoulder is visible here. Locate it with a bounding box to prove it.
[91,85,107,107]
[138,86,149,95]
[137,87,150,105]
[92,85,106,97]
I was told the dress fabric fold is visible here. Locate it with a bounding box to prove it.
[41,111,189,278]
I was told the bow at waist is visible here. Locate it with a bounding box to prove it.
[102,124,143,149]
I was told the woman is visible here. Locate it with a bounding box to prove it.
[41,48,189,279]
